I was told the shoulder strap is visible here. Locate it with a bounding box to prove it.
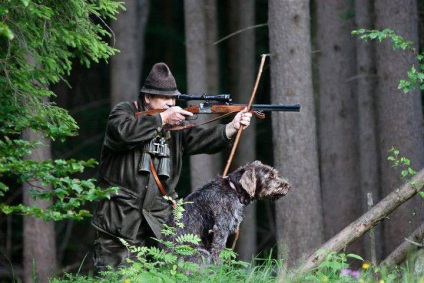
[149,159,176,209]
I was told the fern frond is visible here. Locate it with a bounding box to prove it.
[174,245,197,256]
[148,246,177,264]
[176,234,201,245]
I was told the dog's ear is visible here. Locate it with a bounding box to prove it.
[239,167,256,197]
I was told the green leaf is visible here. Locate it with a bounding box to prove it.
[408,167,416,175]
[346,253,364,261]
[0,23,14,39]
[0,182,8,196]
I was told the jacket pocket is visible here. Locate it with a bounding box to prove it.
[94,188,142,241]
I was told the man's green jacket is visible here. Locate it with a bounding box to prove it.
[91,100,231,240]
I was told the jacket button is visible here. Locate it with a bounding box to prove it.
[116,227,121,234]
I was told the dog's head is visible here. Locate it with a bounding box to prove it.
[228,160,290,202]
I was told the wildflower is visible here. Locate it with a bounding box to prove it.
[350,270,360,279]
[321,275,328,282]
[341,269,350,277]
[341,268,360,279]
[378,280,385,283]
[362,261,371,269]
[124,279,130,283]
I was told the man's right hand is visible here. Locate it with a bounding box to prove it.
[159,106,193,126]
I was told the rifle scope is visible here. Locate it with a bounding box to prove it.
[177,94,232,103]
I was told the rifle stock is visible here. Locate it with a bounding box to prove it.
[134,103,300,119]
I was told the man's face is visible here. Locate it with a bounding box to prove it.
[144,94,176,110]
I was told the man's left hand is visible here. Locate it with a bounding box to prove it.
[225,108,252,138]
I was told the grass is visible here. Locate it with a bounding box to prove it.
[47,248,424,283]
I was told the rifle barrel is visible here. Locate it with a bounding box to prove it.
[239,104,301,112]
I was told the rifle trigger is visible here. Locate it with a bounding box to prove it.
[187,114,198,121]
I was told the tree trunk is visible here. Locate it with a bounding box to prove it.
[184,0,221,190]
[374,0,424,255]
[204,0,223,174]
[22,129,57,283]
[227,0,257,261]
[111,0,149,107]
[269,0,324,267]
[205,0,219,94]
[354,0,382,261]
[294,168,424,275]
[375,0,424,254]
[316,0,363,256]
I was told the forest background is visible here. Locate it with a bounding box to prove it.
[1,0,424,282]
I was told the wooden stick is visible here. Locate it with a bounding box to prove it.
[222,54,268,177]
[367,193,377,265]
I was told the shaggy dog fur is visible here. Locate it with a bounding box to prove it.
[161,160,291,263]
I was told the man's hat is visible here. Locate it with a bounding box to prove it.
[140,63,180,96]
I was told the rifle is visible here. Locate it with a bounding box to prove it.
[135,94,301,121]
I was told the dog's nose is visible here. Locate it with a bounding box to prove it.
[281,182,291,194]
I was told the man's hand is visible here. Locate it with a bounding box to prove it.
[160,106,193,126]
[225,108,252,138]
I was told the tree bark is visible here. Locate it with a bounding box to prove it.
[316,0,363,256]
[354,0,382,261]
[269,0,324,267]
[294,168,424,275]
[205,0,220,95]
[22,129,57,283]
[111,0,149,107]
[184,0,222,190]
[374,0,424,255]
[227,0,257,262]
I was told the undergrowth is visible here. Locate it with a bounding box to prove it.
[48,197,424,283]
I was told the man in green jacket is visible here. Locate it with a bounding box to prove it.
[91,62,252,270]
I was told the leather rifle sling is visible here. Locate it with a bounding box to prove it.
[149,160,176,209]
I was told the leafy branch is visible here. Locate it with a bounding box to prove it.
[0,0,124,220]
[352,28,424,93]
[388,147,424,198]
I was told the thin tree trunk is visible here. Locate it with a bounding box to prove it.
[227,0,257,261]
[294,168,424,275]
[111,0,149,107]
[355,0,382,261]
[184,0,221,190]
[206,0,220,94]
[374,0,424,256]
[269,0,324,267]
[22,129,57,283]
[204,0,223,176]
